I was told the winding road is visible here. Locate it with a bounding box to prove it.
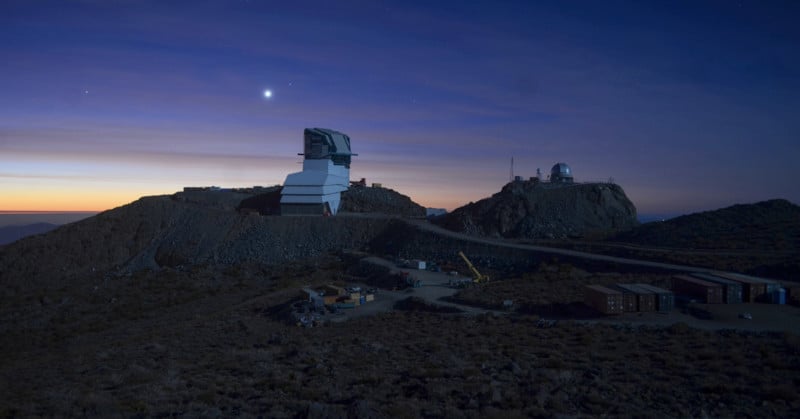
[402,218,729,275]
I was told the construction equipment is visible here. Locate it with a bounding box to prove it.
[458,251,489,284]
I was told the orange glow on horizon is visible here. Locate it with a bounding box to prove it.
[0,184,178,212]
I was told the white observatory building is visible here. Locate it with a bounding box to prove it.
[550,162,574,183]
[280,128,355,215]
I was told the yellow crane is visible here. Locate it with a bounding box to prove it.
[458,251,489,283]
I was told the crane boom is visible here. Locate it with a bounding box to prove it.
[458,251,489,283]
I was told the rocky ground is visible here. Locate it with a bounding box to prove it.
[1,260,799,418]
[234,185,426,218]
[545,199,800,281]
[437,180,638,240]
[339,186,426,217]
[2,189,799,417]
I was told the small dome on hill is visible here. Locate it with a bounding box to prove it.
[551,162,573,183]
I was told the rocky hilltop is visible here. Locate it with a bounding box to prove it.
[339,186,425,217]
[437,181,638,239]
[235,186,425,217]
[0,188,427,295]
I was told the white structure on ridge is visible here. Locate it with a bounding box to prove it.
[280,128,356,215]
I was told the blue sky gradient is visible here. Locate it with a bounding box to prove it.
[1,0,798,214]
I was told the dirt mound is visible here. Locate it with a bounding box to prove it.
[339,186,425,217]
[612,199,800,251]
[437,181,638,239]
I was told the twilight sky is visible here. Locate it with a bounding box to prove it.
[1,0,799,215]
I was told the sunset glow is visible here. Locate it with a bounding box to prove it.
[1,1,798,215]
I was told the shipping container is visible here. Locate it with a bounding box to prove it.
[772,288,786,305]
[365,294,375,302]
[672,275,723,304]
[359,295,366,305]
[707,273,766,303]
[634,283,675,312]
[410,259,427,270]
[584,285,624,315]
[785,286,800,305]
[323,295,340,305]
[335,302,356,309]
[617,284,656,312]
[608,285,638,312]
[710,272,780,302]
[691,273,743,304]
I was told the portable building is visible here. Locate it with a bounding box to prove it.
[617,284,656,312]
[691,273,743,304]
[584,285,624,315]
[633,283,675,312]
[672,275,723,304]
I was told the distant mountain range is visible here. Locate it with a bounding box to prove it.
[0,222,59,245]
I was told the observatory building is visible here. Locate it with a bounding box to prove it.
[280,128,355,215]
[550,162,574,183]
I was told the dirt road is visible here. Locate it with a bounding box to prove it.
[403,218,742,275]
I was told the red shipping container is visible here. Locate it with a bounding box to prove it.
[584,285,624,315]
[673,275,723,304]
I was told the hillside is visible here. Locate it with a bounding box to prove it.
[1,192,799,417]
[613,199,800,251]
[339,186,426,217]
[534,199,800,280]
[0,222,58,245]
[437,181,638,239]
[235,185,426,217]
[0,195,401,296]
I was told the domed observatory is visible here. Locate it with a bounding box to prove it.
[550,162,574,183]
[280,128,356,215]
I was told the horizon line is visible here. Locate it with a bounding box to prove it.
[0,211,102,214]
